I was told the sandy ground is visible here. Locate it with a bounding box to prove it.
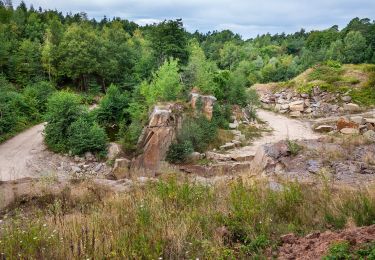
[0,123,50,181]
[226,109,321,158]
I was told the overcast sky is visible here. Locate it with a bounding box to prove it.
[13,0,375,38]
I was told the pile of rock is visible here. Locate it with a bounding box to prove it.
[260,87,361,118]
[314,116,375,141]
[57,152,110,177]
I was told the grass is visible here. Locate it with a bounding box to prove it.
[1,177,375,259]
[323,241,375,260]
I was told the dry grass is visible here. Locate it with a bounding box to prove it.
[1,176,375,259]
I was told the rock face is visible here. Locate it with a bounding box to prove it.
[132,103,183,175]
[190,92,217,120]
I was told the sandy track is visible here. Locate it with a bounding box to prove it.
[0,124,47,181]
[226,109,321,158]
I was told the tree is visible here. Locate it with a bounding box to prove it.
[44,91,82,152]
[140,58,182,105]
[344,31,369,64]
[57,24,100,91]
[183,40,217,94]
[149,19,189,65]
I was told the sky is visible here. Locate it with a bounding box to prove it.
[13,0,375,39]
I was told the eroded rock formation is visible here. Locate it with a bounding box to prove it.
[131,103,183,176]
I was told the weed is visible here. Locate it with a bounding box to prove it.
[323,241,351,260]
[287,140,302,156]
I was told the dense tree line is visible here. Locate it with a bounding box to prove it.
[1,1,374,155]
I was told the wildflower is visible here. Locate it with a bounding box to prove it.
[43,224,47,227]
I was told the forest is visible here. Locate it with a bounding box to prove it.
[0,0,374,155]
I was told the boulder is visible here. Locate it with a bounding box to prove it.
[190,92,217,120]
[315,125,334,133]
[250,141,290,173]
[364,118,375,124]
[107,142,122,161]
[341,96,352,102]
[364,130,375,142]
[290,111,301,117]
[340,128,360,135]
[343,103,361,112]
[229,120,239,129]
[336,118,359,131]
[112,158,131,179]
[132,103,183,175]
[84,152,95,162]
[307,160,322,174]
[289,100,304,112]
[187,152,203,162]
[350,116,364,125]
[281,104,290,110]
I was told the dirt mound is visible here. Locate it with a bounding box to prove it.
[278,225,375,259]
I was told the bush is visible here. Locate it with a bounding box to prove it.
[96,84,130,127]
[44,91,82,152]
[68,113,107,156]
[212,103,231,129]
[166,141,194,163]
[23,81,56,114]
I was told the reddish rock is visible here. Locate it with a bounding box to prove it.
[336,118,359,131]
[190,92,217,120]
[132,103,183,176]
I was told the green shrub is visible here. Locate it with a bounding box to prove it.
[44,91,82,152]
[323,241,351,260]
[68,113,107,156]
[212,103,231,129]
[166,141,194,163]
[23,81,56,114]
[287,140,302,156]
[96,84,130,127]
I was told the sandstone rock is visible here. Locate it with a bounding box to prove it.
[289,100,304,112]
[364,130,375,142]
[341,96,352,102]
[112,158,131,179]
[304,99,311,107]
[304,108,313,113]
[301,93,309,98]
[336,118,359,131]
[187,152,203,162]
[315,125,334,133]
[350,116,364,125]
[281,104,290,110]
[343,103,361,112]
[205,152,231,161]
[132,103,183,175]
[107,142,122,161]
[340,128,360,135]
[94,163,103,172]
[190,92,217,120]
[290,111,301,117]
[364,118,375,124]
[220,142,235,150]
[229,120,239,129]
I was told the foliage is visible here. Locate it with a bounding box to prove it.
[95,84,130,127]
[68,113,107,156]
[140,58,182,105]
[44,91,83,152]
[166,141,194,163]
[287,140,302,156]
[23,81,56,114]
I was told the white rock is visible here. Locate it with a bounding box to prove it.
[350,116,364,125]
[315,125,334,133]
[341,96,352,102]
[289,111,301,117]
[289,100,305,112]
[364,118,375,124]
[220,143,235,150]
[340,128,360,135]
[364,130,375,142]
[343,103,361,112]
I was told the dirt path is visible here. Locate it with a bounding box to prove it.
[226,109,321,158]
[0,124,49,181]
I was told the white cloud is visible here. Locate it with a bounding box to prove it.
[13,0,375,38]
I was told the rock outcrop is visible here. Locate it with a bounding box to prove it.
[131,103,183,176]
[190,92,217,120]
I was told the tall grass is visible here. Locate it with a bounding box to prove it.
[1,177,375,259]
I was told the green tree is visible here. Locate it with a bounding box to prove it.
[57,24,100,91]
[44,91,82,152]
[149,19,189,65]
[96,84,130,127]
[140,58,182,105]
[344,31,369,64]
[183,40,217,94]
